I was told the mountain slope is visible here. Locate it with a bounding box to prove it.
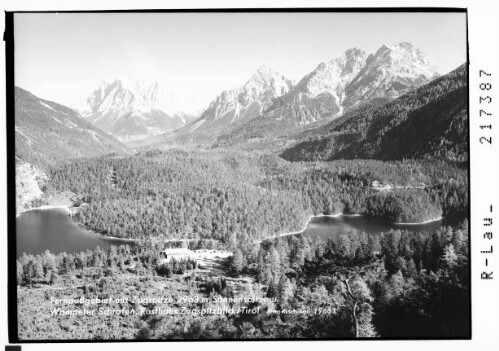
[280,64,468,163]
[15,87,130,169]
[177,66,293,136]
[266,48,368,122]
[76,79,203,143]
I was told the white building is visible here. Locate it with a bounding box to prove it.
[158,248,194,264]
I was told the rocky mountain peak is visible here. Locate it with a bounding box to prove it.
[253,65,278,78]
[245,66,293,94]
[86,78,159,115]
[75,78,205,144]
[183,67,294,133]
[343,42,439,110]
[338,47,368,76]
[375,42,435,70]
[279,47,368,109]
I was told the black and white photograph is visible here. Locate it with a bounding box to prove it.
[8,9,472,341]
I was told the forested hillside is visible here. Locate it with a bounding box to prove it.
[281,64,468,163]
[41,150,467,242]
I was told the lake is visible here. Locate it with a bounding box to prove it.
[16,209,448,257]
[16,208,136,258]
[303,214,447,241]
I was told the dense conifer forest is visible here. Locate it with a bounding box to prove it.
[38,150,468,242]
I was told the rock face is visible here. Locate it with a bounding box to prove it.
[342,42,439,110]
[76,79,203,143]
[15,87,130,168]
[181,66,294,134]
[268,48,369,122]
[16,160,47,213]
[266,43,438,125]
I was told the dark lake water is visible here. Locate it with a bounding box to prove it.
[303,214,447,241]
[16,209,136,257]
[16,209,448,257]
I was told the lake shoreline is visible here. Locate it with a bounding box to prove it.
[394,216,444,225]
[17,207,139,257]
[16,205,72,218]
[261,213,344,242]
[263,213,445,242]
[17,206,446,250]
[17,205,138,244]
[16,190,84,218]
[69,215,139,243]
[84,227,139,243]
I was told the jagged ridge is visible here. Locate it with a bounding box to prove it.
[76,79,203,143]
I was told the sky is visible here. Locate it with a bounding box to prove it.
[14,12,467,111]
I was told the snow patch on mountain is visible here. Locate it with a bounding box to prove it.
[188,119,207,132]
[39,101,56,111]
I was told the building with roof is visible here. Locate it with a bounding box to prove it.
[158,248,194,265]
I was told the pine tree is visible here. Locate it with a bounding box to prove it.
[24,260,35,286]
[34,259,44,282]
[269,247,281,282]
[442,244,458,269]
[16,260,23,286]
[231,249,244,275]
[337,234,353,258]
[278,276,294,306]
[49,270,59,285]
[406,258,417,277]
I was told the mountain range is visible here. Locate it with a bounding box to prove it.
[159,42,439,146]
[74,79,204,143]
[15,41,465,167]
